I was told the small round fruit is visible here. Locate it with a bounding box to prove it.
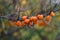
[30,16,34,21]
[37,14,43,20]
[21,21,25,26]
[24,19,30,24]
[50,11,55,16]
[45,15,51,21]
[30,16,38,22]
[38,20,45,26]
[16,21,21,27]
[22,16,27,20]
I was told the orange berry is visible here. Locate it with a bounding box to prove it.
[30,16,38,22]
[50,11,55,16]
[32,16,38,24]
[16,21,21,27]
[38,20,45,26]
[46,15,51,21]
[21,21,25,26]
[30,16,34,21]
[37,14,43,20]
[24,19,30,24]
[22,16,27,20]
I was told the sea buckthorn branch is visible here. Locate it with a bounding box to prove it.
[0,0,59,36]
[9,13,55,27]
[1,0,60,34]
[0,4,58,28]
[0,12,55,27]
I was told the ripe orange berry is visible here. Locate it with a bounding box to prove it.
[50,11,55,16]
[30,16,38,22]
[16,21,21,27]
[37,14,43,20]
[24,19,30,24]
[30,16,34,21]
[38,20,45,26]
[46,15,51,22]
[21,21,25,26]
[22,16,27,20]
[33,16,38,22]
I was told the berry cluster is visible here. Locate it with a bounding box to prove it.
[9,11,55,27]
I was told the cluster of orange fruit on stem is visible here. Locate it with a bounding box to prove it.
[9,11,55,27]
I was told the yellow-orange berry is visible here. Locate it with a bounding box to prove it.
[16,21,21,27]
[24,19,30,24]
[21,21,25,26]
[30,16,38,22]
[38,20,45,26]
[46,15,51,21]
[50,11,55,16]
[22,16,27,20]
[37,14,43,20]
